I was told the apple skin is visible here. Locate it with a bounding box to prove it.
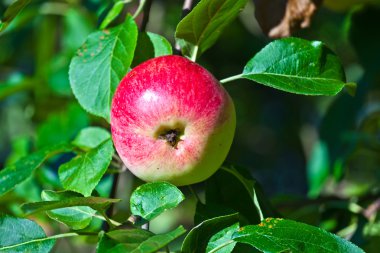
[111,55,236,186]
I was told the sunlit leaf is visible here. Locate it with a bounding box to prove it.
[59,139,114,196]
[237,37,348,95]
[130,182,184,221]
[233,218,365,253]
[0,216,55,252]
[182,213,239,253]
[69,15,138,121]
[175,0,248,58]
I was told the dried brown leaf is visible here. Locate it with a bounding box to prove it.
[253,0,322,38]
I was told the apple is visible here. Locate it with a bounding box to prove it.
[111,55,236,186]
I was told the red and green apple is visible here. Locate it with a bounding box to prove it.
[111,55,236,186]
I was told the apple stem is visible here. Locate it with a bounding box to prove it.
[219,74,244,84]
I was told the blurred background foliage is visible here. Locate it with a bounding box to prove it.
[1,0,380,252]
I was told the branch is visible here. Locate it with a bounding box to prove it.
[140,0,153,31]
[181,0,194,19]
[175,0,194,54]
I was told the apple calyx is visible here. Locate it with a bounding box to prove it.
[156,125,184,148]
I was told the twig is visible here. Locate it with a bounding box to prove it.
[102,172,120,231]
[181,0,194,19]
[140,0,153,31]
[175,0,194,54]
[106,172,120,218]
[364,198,380,220]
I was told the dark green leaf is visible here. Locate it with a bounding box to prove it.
[97,231,118,253]
[41,190,97,230]
[107,228,153,243]
[307,141,330,198]
[96,228,153,253]
[233,218,365,253]
[130,182,185,221]
[69,15,138,121]
[0,143,72,197]
[37,103,89,148]
[99,1,125,30]
[182,213,239,253]
[0,0,31,32]
[0,216,55,252]
[59,139,114,196]
[97,226,185,253]
[21,196,120,215]
[239,37,347,95]
[175,0,248,58]
[132,32,172,66]
[129,226,186,253]
[207,223,239,253]
[72,127,111,149]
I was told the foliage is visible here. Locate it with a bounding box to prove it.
[1,0,379,252]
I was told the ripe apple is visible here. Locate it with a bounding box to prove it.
[111,55,236,186]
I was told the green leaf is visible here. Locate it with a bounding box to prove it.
[41,190,97,230]
[69,15,138,121]
[107,228,153,243]
[0,0,31,32]
[233,218,365,253]
[59,139,114,196]
[0,143,72,197]
[182,213,239,253]
[130,182,185,221]
[99,1,128,30]
[97,226,185,253]
[72,126,111,149]
[37,103,89,148]
[175,0,248,58]
[221,166,263,219]
[129,226,186,253]
[0,216,55,252]
[109,226,186,253]
[207,223,239,253]
[21,195,120,215]
[237,37,347,95]
[132,32,173,66]
[307,141,330,198]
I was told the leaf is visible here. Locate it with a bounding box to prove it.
[99,1,126,30]
[307,141,330,198]
[0,216,55,252]
[72,126,111,149]
[0,0,31,32]
[233,218,365,253]
[69,15,138,121]
[175,0,248,58]
[21,195,120,215]
[97,226,185,253]
[107,228,153,243]
[181,213,239,253]
[41,190,97,230]
[0,143,72,197]
[253,0,322,38]
[206,223,239,253]
[129,226,186,253]
[130,182,185,221]
[239,37,347,95]
[37,103,89,148]
[132,32,173,66]
[59,139,114,196]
